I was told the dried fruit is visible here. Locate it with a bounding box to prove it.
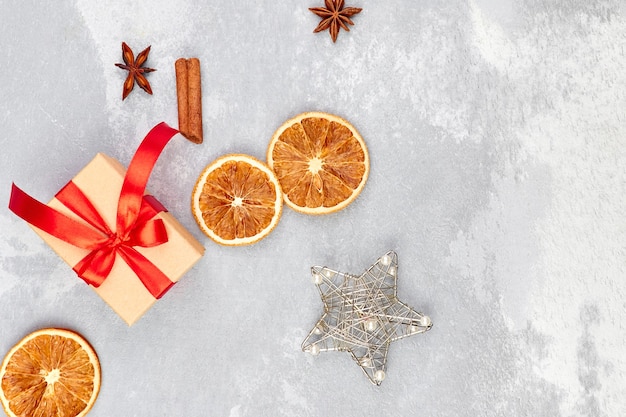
[0,328,101,417]
[192,154,283,245]
[267,111,369,215]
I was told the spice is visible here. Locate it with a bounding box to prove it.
[175,58,203,144]
[309,0,362,43]
[115,42,156,100]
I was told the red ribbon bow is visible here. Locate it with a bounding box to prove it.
[9,122,180,299]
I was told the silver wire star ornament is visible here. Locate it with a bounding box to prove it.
[302,251,433,385]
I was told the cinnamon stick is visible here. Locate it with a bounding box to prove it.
[175,58,203,144]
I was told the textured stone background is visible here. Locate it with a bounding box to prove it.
[1,1,625,416]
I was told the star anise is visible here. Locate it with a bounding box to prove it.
[309,0,362,43]
[115,42,156,100]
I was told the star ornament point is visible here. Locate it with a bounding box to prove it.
[302,251,432,385]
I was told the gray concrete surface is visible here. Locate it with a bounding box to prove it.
[0,1,625,416]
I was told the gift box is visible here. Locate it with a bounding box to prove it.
[9,123,205,325]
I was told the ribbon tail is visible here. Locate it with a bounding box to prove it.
[116,123,179,236]
[117,246,175,299]
[9,183,110,249]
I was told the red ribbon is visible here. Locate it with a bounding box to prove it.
[8,122,180,299]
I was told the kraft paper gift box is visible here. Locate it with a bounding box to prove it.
[10,123,205,325]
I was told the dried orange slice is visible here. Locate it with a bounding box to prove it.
[192,154,283,245]
[267,111,369,215]
[0,328,100,417]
